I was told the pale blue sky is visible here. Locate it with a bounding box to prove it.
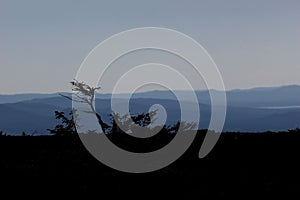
[0,0,299,94]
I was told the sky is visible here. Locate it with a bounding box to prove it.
[0,0,299,94]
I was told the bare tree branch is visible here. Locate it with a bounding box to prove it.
[61,79,109,133]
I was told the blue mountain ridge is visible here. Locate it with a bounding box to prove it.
[0,85,299,135]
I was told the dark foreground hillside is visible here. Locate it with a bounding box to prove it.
[1,130,300,197]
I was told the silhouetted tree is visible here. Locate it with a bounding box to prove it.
[108,109,163,134]
[49,109,161,136]
[48,110,77,136]
[61,80,109,133]
[52,80,195,136]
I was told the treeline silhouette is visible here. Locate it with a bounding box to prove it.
[0,128,300,197]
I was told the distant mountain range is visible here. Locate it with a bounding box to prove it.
[0,85,299,135]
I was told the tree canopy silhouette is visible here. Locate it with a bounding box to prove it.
[48,110,76,136]
[50,79,195,136]
[51,80,161,135]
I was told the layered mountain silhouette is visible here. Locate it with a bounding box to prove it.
[0,85,299,135]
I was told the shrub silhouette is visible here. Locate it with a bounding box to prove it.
[50,80,196,139]
[48,110,76,136]
[56,80,165,135]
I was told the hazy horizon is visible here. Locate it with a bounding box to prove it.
[0,83,299,95]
